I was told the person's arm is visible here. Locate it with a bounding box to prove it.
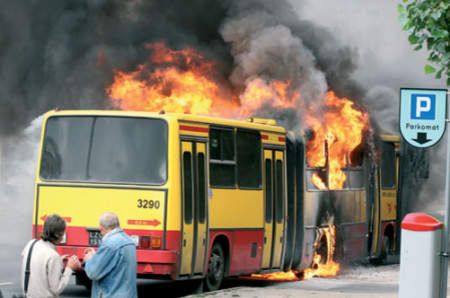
[84,246,120,281]
[46,254,73,296]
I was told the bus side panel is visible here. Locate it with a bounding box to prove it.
[209,189,263,228]
[208,230,263,276]
[209,188,264,274]
[340,223,367,260]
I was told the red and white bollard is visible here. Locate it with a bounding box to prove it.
[399,213,443,298]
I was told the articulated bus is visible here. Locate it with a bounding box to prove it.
[32,110,423,291]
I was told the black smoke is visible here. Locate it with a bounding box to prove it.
[0,0,369,135]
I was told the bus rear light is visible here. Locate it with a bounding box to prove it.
[130,235,160,249]
[151,236,161,249]
[139,236,151,249]
[130,235,139,247]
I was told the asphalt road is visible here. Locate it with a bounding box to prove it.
[0,264,421,298]
[4,263,450,298]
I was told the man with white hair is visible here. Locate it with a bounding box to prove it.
[83,212,137,298]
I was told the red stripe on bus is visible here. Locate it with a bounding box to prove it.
[261,134,269,140]
[209,229,264,276]
[278,137,285,142]
[179,125,209,133]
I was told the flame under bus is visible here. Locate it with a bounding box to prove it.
[32,110,415,290]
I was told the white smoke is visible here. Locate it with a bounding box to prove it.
[0,115,43,285]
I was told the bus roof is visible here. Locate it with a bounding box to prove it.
[43,109,286,133]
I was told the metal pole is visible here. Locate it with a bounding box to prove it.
[0,139,2,186]
[439,93,450,298]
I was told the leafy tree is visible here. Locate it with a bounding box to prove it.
[398,0,450,86]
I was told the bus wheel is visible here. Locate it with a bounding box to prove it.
[205,243,225,291]
[379,236,391,264]
[371,236,390,265]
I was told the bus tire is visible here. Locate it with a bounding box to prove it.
[371,236,390,265]
[379,236,390,264]
[204,243,225,292]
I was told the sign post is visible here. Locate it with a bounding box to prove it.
[400,88,448,298]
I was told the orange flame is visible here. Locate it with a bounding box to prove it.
[106,43,369,190]
[302,225,340,279]
[248,225,339,282]
[305,92,369,190]
[249,270,300,281]
[239,78,299,116]
[107,42,299,118]
[107,42,238,116]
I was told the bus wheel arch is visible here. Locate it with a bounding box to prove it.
[205,235,230,291]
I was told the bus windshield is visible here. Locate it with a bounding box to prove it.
[40,116,168,185]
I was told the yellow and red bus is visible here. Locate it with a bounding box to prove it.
[32,110,424,290]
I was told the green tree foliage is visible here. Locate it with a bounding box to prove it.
[398,0,450,86]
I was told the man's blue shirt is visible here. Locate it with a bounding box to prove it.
[84,228,137,298]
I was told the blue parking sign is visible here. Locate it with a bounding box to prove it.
[400,88,447,148]
[410,94,435,120]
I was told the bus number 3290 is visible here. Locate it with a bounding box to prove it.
[137,199,160,209]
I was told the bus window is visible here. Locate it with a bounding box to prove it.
[275,159,284,223]
[198,153,206,223]
[348,168,364,189]
[306,168,327,191]
[237,129,261,188]
[209,128,236,187]
[349,143,364,167]
[183,152,193,224]
[40,116,168,185]
[40,117,92,180]
[381,142,396,188]
[265,159,273,223]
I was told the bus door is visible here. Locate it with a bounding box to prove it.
[369,141,397,257]
[180,141,208,276]
[262,149,285,269]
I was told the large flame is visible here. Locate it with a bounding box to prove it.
[305,92,369,190]
[302,225,340,279]
[107,42,299,117]
[107,42,369,190]
[248,225,340,282]
[107,42,238,116]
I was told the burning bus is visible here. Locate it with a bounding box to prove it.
[31,108,426,291]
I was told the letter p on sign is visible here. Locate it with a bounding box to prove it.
[411,94,436,120]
